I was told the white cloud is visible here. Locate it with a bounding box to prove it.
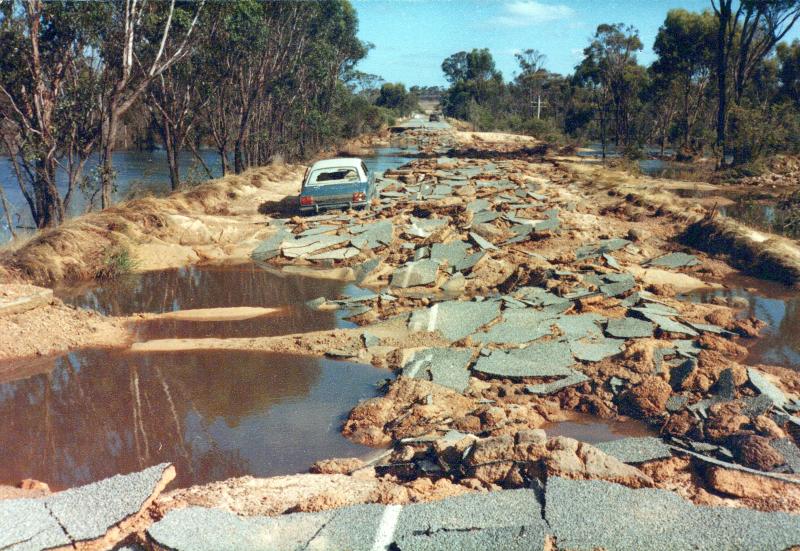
[491,1,576,28]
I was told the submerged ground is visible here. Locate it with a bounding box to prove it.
[1,123,800,549]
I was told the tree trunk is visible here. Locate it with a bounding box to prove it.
[100,109,119,209]
[34,158,62,228]
[161,121,181,190]
[715,5,730,164]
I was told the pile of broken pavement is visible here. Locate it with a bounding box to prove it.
[251,135,800,511]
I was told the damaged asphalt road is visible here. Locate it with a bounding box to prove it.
[147,476,800,551]
[7,127,800,550]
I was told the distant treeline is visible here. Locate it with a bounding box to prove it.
[437,3,800,170]
[0,0,408,231]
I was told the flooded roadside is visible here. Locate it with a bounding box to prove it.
[0,348,390,490]
[541,412,654,444]
[56,263,359,340]
[681,274,800,369]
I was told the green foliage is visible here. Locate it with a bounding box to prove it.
[97,246,138,280]
[374,83,419,116]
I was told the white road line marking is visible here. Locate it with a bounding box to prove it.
[371,504,403,551]
[426,303,439,332]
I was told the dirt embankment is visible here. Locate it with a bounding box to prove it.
[563,160,800,288]
[0,162,306,286]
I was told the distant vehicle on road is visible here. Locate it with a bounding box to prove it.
[429,112,441,122]
[299,158,375,214]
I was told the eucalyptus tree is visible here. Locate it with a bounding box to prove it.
[0,0,103,228]
[576,24,645,149]
[652,9,716,152]
[711,0,800,159]
[95,0,205,207]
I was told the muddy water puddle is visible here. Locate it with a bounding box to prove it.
[542,412,654,444]
[681,275,800,369]
[0,348,389,490]
[57,263,360,340]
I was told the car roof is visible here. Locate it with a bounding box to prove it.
[309,158,364,170]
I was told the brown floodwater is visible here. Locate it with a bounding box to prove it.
[680,274,800,369]
[56,263,360,340]
[0,348,389,490]
[541,412,654,444]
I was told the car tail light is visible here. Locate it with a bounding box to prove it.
[352,192,366,202]
[300,196,314,206]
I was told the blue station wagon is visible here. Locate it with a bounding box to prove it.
[299,158,375,214]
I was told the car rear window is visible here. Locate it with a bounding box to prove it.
[309,167,360,185]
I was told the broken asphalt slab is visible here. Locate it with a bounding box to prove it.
[594,437,673,464]
[391,259,441,288]
[148,479,800,551]
[408,300,500,342]
[45,463,175,544]
[545,476,800,551]
[402,348,474,393]
[645,252,701,269]
[473,340,576,379]
[0,463,174,551]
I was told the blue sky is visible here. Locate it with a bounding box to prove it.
[352,0,800,86]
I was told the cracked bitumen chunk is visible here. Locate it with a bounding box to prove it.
[46,463,172,543]
[355,257,382,284]
[599,277,636,298]
[469,231,497,251]
[771,438,800,473]
[748,368,787,407]
[575,238,631,260]
[605,317,655,339]
[361,331,380,348]
[467,198,491,212]
[603,253,621,270]
[666,395,689,412]
[645,252,701,269]
[525,370,589,395]
[394,524,544,551]
[454,251,486,274]
[298,224,338,237]
[516,287,570,308]
[402,348,474,393]
[473,341,575,378]
[672,339,702,357]
[251,229,289,261]
[0,498,69,551]
[349,220,394,249]
[556,313,606,341]
[391,259,441,288]
[408,300,501,342]
[307,246,360,260]
[631,303,680,316]
[414,246,430,261]
[595,437,673,464]
[672,447,800,485]
[393,489,546,547]
[546,476,800,551]
[148,506,336,551]
[740,394,775,417]
[533,215,560,233]
[634,310,698,336]
[281,234,351,258]
[712,368,736,400]
[471,308,557,344]
[570,338,625,362]
[472,212,500,227]
[670,358,696,389]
